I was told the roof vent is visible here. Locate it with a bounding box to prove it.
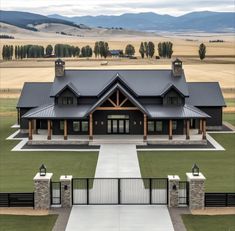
[172,58,183,77]
[55,59,65,77]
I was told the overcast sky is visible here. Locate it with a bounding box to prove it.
[1,0,234,16]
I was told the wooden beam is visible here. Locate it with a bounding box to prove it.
[96,107,139,111]
[186,119,190,140]
[202,119,206,140]
[64,120,67,140]
[47,120,51,140]
[108,98,117,107]
[28,120,32,140]
[143,114,147,141]
[117,90,119,106]
[198,119,202,134]
[89,113,93,140]
[33,119,37,134]
[119,97,128,107]
[169,120,173,140]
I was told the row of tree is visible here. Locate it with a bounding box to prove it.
[2,42,207,60]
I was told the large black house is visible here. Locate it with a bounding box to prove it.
[17,59,226,143]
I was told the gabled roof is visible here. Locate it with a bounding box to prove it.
[145,104,210,119]
[186,82,226,107]
[17,82,53,108]
[85,83,149,116]
[54,82,80,97]
[50,69,189,97]
[160,83,187,97]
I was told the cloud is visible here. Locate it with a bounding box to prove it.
[1,0,234,16]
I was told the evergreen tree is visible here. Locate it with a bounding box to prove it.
[46,45,53,56]
[144,42,149,58]
[94,42,99,58]
[125,44,135,56]
[74,47,80,57]
[139,42,145,58]
[148,41,155,58]
[199,43,206,60]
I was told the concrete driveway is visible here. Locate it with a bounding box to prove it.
[95,144,141,177]
[65,205,174,231]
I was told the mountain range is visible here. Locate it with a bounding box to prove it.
[48,11,235,32]
[0,10,234,33]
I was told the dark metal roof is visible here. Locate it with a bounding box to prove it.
[145,104,210,119]
[186,82,226,107]
[17,83,53,108]
[23,104,91,119]
[50,69,189,97]
[86,83,149,116]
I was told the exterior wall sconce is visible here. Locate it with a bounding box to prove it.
[101,121,104,125]
[39,164,46,176]
[95,121,98,125]
[172,184,177,190]
[134,121,136,125]
[64,185,68,190]
[192,163,199,176]
[140,121,142,125]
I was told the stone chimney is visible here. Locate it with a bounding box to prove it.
[55,59,65,77]
[172,58,183,77]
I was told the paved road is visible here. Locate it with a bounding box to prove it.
[66,205,174,231]
[95,144,141,177]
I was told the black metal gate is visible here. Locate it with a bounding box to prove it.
[0,193,34,207]
[51,182,61,205]
[179,181,189,206]
[72,178,168,205]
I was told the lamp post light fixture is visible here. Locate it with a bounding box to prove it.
[192,163,199,176]
[39,164,47,176]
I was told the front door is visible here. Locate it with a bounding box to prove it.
[107,115,130,134]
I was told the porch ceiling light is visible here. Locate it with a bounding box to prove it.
[39,164,47,176]
[192,163,199,176]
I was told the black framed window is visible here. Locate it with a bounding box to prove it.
[73,121,80,132]
[62,97,73,105]
[167,97,179,105]
[156,121,163,132]
[148,121,155,132]
[59,121,64,130]
[172,120,177,130]
[81,121,88,132]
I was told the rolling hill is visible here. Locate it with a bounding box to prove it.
[49,11,235,32]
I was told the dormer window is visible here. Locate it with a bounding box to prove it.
[167,96,179,105]
[62,97,73,105]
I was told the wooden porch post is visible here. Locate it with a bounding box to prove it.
[64,120,67,140]
[198,119,202,134]
[47,120,51,140]
[28,120,32,140]
[143,114,147,141]
[89,113,93,140]
[33,119,37,134]
[186,119,190,140]
[202,119,206,140]
[169,120,173,140]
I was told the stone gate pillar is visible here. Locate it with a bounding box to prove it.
[186,172,206,210]
[60,175,73,208]
[33,172,53,209]
[168,175,180,207]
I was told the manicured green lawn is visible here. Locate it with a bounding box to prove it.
[138,133,235,192]
[0,98,18,114]
[0,117,98,192]
[0,214,58,231]
[225,98,235,107]
[182,214,235,231]
[223,112,235,126]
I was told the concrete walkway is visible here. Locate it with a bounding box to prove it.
[66,205,174,231]
[95,144,141,177]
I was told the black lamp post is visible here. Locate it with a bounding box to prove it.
[39,164,47,176]
[192,163,199,176]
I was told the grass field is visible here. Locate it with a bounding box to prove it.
[0,214,57,231]
[224,112,235,126]
[0,116,98,192]
[138,132,235,192]
[182,214,235,231]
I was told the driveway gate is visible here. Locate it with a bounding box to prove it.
[72,178,168,205]
[51,182,61,205]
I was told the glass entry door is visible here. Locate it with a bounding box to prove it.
[107,115,130,134]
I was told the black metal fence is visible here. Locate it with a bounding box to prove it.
[178,181,189,206]
[51,182,61,205]
[205,193,235,207]
[0,193,34,207]
[72,178,168,205]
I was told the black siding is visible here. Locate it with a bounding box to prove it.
[197,107,223,126]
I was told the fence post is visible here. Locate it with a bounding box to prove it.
[168,175,180,207]
[33,172,53,209]
[60,175,73,208]
[186,172,206,210]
